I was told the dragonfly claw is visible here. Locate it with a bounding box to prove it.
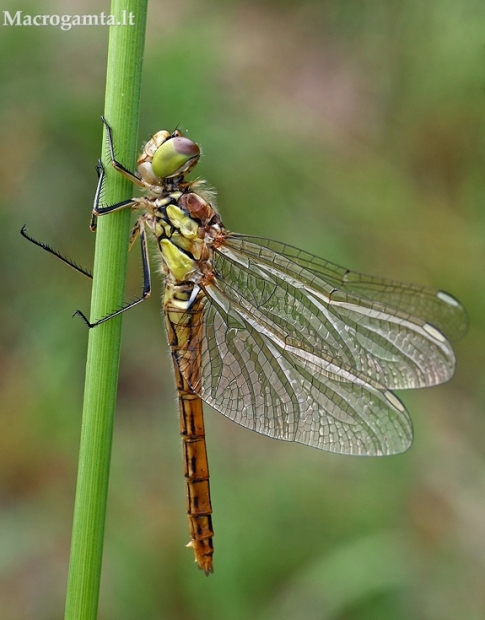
[73,309,95,328]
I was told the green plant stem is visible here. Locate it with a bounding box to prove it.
[64,2,148,618]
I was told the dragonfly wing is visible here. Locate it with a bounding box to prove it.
[180,233,465,455]
[228,235,468,343]
[212,236,458,390]
[198,281,413,456]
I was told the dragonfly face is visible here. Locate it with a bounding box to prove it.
[137,129,201,186]
[22,118,468,575]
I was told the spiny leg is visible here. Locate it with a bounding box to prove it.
[101,116,145,187]
[90,159,140,231]
[74,217,152,328]
[90,159,105,231]
[20,225,92,279]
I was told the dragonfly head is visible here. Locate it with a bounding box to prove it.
[138,129,200,184]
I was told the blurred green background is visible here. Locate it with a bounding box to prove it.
[1,0,484,618]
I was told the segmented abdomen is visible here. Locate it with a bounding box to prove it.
[164,284,214,575]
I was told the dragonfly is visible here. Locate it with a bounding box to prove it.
[22,118,467,575]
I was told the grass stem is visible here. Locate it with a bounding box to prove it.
[64,2,148,618]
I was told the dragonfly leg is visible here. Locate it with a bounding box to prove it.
[128,219,140,250]
[90,159,141,231]
[20,225,92,279]
[101,116,145,187]
[75,217,152,328]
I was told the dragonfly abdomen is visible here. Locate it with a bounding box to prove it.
[165,284,214,574]
[179,391,214,575]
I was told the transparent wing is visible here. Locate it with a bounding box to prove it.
[200,283,413,456]
[184,234,465,456]
[228,235,468,343]
[213,235,462,389]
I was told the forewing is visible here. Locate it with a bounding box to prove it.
[228,235,468,343]
[215,236,458,390]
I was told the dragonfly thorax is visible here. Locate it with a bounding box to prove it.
[150,189,223,288]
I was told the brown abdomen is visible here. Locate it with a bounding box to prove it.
[165,287,214,575]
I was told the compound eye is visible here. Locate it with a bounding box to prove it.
[152,137,200,179]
